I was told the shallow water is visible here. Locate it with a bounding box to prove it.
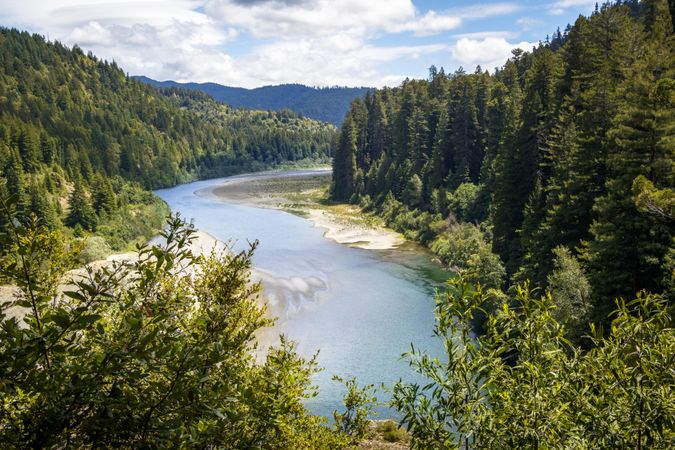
[155,171,448,418]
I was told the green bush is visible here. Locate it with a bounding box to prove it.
[393,275,675,449]
[448,182,486,223]
[0,205,350,449]
[333,376,377,442]
[375,420,408,443]
[430,223,505,289]
[78,235,112,263]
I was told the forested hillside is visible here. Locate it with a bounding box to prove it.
[0,27,335,253]
[135,76,372,126]
[332,0,674,331]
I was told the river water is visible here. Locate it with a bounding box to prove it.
[155,171,448,418]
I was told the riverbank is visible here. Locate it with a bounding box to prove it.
[196,169,405,250]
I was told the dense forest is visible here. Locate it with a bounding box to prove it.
[332,0,674,335]
[136,76,372,126]
[0,27,335,254]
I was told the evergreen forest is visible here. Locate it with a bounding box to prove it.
[332,0,674,335]
[0,26,336,255]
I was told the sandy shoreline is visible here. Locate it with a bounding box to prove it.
[0,230,224,317]
[196,169,404,250]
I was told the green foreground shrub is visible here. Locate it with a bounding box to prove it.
[393,275,675,449]
[0,194,349,449]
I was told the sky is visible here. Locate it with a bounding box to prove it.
[0,0,599,88]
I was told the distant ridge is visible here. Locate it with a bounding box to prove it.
[134,76,372,125]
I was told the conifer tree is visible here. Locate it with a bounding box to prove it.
[331,114,357,201]
[91,172,116,215]
[28,182,60,230]
[582,9,674,316]
[66,177,98,231]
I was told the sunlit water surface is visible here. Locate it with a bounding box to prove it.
[155,171,448,417]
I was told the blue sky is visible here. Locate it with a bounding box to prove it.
[0,0,598,88]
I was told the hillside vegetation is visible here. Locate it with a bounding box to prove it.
[0,27,335,253]
[0,1,674,448]
[332,0,674,335]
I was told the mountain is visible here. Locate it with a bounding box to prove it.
[134,76,372,126]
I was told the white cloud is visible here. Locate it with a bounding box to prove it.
[392,11,462,36]
[232,37,447,87]
[453,30,519,40]
[0,0,532,87]
[197,0,466,86]
[516,16,545,34]
[0,0,236,82]
[450,37,537,72]
[548,0,596,15]
[205,0,467,38]
[451,2,522,19]
[204,0,416,38]
[66,21,113,46]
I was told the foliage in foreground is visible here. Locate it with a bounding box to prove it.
[393,274,675,449]
[0,195,349,449]
[332,376,377,443]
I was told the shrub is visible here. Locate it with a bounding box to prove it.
[333,376,377,442]
[448,182,484,222]
[375,420,408,443]
[430,223,505,289]
[78,235,112,263]
[393,275,675,449]
[0,201,350,449]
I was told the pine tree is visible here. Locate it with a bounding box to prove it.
[66,178,98,231]
[39,132,56,165]
[2,149,28,220]
[28,182,60,229]
[91,172,116,216]
[17,127,40,172]
[490,59,525,274]
[447,74,480,188]
[366,93,388,165]
[331,114,358,201]
[425,108,450,192]
[403,174,423,208]
[582,9,674,317]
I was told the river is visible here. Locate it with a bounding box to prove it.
[155,170,448,418]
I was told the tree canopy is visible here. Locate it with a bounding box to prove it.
[332,0,674,334]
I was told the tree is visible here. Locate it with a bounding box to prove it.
[581,11,674,317]
[547,246,592,342]
[446,75,481,187]
[402,174,423,207]
[91,172,116,215]
[65,178,97,231]
[332,377,377,443]
[1,149,28,223]
[17,127,39,172]
[28,182,60,230]
[331,114,358,201]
